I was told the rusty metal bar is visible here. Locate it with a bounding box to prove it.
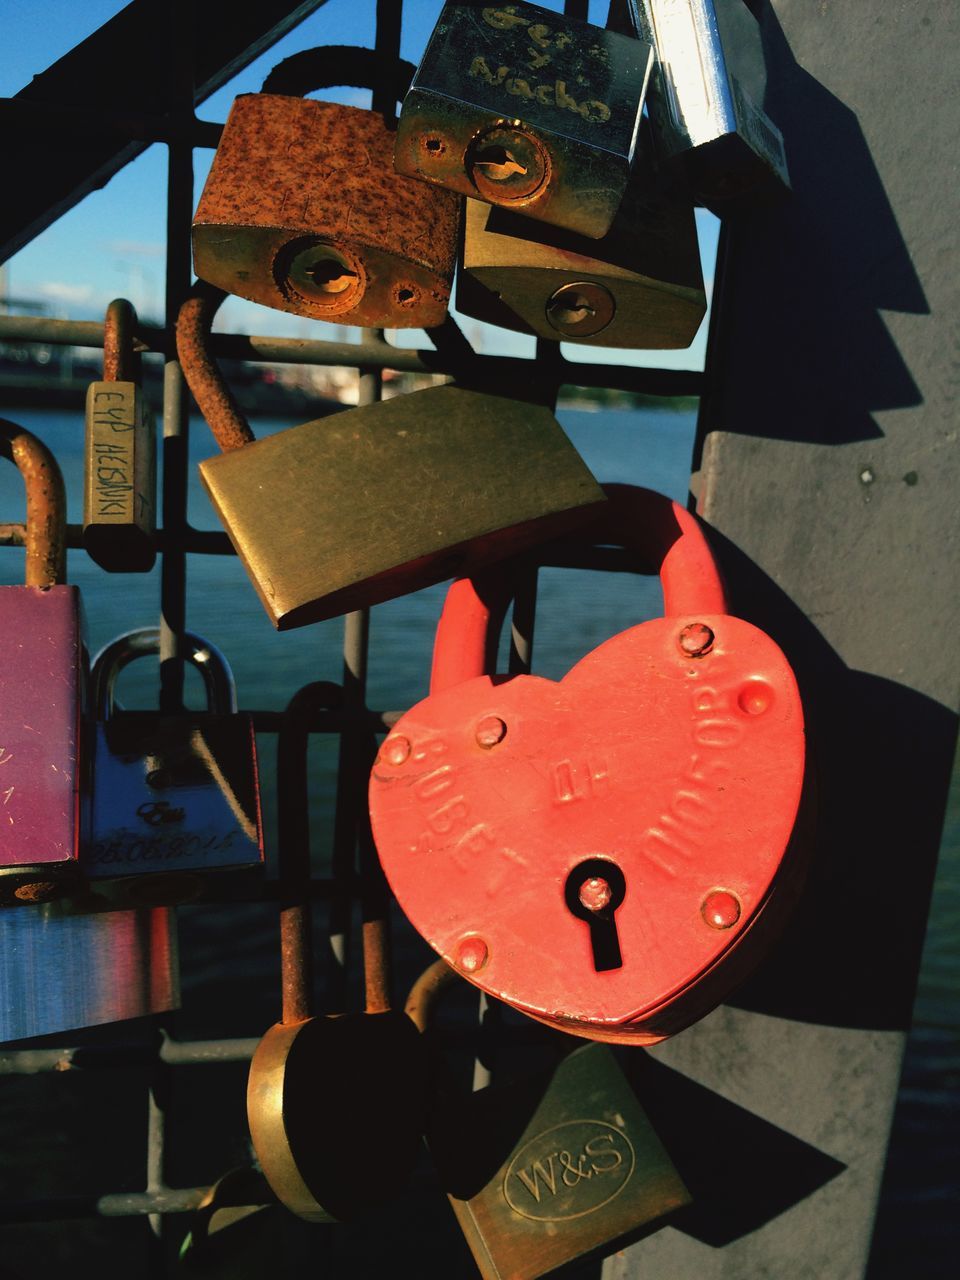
[0,419,67,585]
[0,315,705,397]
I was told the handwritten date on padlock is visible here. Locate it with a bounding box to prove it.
[370,614,804,1038]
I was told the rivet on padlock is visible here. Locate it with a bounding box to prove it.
[247,684,427,1221]
[370,485,807,1045]
[457,141,707,350]
[610,0,790,209]
[405,960,690,1280]
[178,283,605,630]
[84,628,263,907]
[83,298,157,572]
[394,1,654,239]
[0,421,178,1041]
[192,46,461,328]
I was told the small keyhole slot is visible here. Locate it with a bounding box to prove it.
[471,145,528,180]
[565,859,626,973]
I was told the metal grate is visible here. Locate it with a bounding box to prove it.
[0,0,705,1269]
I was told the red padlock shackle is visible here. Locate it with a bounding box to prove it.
[431,484,728,693]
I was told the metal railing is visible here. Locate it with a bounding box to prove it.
[0,0,705,1268]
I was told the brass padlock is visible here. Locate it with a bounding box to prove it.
[192,47,461,329]
[178,283,605,630]
[406,961,690,1280]
[83,298,156,572]
[83,628,263,907]
[246,685,427,1221]
[610,0,790,209]
[394,1,653,240]
[457,151,706,348]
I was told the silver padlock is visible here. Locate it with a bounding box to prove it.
[84,628,263,906]
[611,0,789,209]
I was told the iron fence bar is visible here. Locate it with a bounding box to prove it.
[0,315,705,397]
[0,99,223,148]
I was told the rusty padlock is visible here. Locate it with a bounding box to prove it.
[247,684,427,1220]
[83,628,262,907]
[369,485,807,1045]
[0,420,177,1041]
[457,142,706,349]
[395,1,653,239]
[83,298,156,572]
[178,283,605,630]
[609,0,790,210]
[405,960,690,1280]
[192,46,461,328]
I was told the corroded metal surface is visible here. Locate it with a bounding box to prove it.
[193,95,461,328]
[0,417,67,587]
[176,284,255,453]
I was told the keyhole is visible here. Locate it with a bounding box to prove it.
[304,258,359,294]
[471,145,528,181]
[565,859,626,973]
[547,294,597,327]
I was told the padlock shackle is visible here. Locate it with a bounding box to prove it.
[91,627,238,719]
[0,418,67,587]
[277,680,343,1024]
[176,283,255,453]
[102,297,141,384]
[260,44,416,104]
[431,483,728,693]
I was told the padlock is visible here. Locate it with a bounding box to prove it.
[405,960,690,1280]
[370,484,807,1045]
[394,1,653,240]
[246,684,427,1220]
[456,144,706,348]
[609,0,789,209]
[83,628,262,906]
[0,418,84,891]
[192,46,461,329]
[178,283,605,630]
[83,297,156,572]
[0,419,177,1042]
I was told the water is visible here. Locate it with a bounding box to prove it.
[0,404,956,1272]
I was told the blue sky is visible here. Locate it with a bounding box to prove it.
[2,0,717,369]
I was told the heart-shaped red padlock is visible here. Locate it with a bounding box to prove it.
[369,486,806,1044]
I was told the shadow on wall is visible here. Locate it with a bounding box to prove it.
[703,0,928,447]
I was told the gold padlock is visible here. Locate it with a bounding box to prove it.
[394,1,653,240]
[177,284,606,630]
[192,86,461,329]
[457,162,706,349]
[406,962,690,1280]
[82,298,156,571]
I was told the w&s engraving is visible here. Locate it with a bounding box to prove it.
[504,1121,634,1221]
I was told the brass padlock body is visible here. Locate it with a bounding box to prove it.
[83,381,156,571]
[458,186,706,349]
[193,95,460,328]
[198,384,605,630]
[395,1,653,240]
[430,1043,689,1280]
